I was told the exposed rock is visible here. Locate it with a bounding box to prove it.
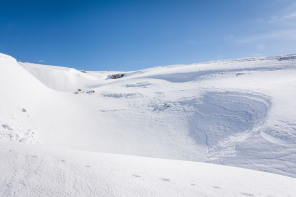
[111,73,124,79]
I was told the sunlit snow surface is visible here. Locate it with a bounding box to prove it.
[1,53,296,196]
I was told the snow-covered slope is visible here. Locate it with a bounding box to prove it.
[19,62,115,92]
[1,140,296,197]
[1,52,296,196]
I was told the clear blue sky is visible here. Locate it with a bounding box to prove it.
[1,0,296,71]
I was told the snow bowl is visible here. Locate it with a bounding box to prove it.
[180,91,271,147]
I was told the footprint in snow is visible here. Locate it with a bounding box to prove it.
[212,186,221,189]
[240,193,254,197]
[2,124,13,130]
[160,178,170,182]
[132,174,141,178]
[19,180,26,186]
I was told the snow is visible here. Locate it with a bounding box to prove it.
[1,141,296,197]
[1,52,296,196]
[19,62,109,92]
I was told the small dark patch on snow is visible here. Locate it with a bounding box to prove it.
[160,178,170,182]
[110,73,124,79]
[86,90,95,94]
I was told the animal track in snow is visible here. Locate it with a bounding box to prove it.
[160,178,170,182]
[2,124,13,130]
[0,123,37,143]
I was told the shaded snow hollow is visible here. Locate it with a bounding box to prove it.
[1,52,296,196]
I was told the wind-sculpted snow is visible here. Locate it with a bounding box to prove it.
[125,81,152,88]
[14,54,296,177]
[261,122,296,146]
[147,66,295,83]
[183,91,270,147]
[1,52,296,195]
[101,92,142,98]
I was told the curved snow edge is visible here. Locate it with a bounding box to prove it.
[0,53,17,63]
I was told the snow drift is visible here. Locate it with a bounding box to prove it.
[1,52,296,196]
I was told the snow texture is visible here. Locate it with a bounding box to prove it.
[1,52,296,196]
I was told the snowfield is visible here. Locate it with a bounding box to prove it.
[1,52,296,196]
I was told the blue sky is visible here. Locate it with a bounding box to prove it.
[1,0,296,71]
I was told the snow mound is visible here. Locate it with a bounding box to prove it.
[19,62,106,92]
